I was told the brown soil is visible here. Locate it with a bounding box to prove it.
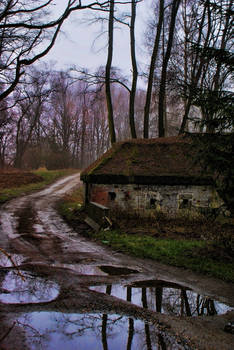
[0,171,43,189]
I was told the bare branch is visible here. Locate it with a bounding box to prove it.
[0,247,25,281]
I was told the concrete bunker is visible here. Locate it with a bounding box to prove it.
[81,137,224,217]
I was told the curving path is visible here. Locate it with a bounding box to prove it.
[0,174,233,350]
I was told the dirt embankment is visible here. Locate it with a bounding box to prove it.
[0,171,43,189]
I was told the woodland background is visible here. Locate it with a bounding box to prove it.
[0,0,233,170]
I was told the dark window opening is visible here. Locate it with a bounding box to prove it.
[179,198,191,209]
[108,192,116,201]
[150,198,156,209]
[124,192,130,200]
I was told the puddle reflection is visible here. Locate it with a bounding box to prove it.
[16,311,185,350]
[0,253,25,267]
[0,269,232,349]
[91,281,233,317]
[0,270,59,303]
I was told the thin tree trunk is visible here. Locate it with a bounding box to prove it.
[129,0,138,139]
[126,287,134,350]
[181,289,192,316]
[105,0,116,144]
[80,105,86,168]
[182,0,189,131]
[158,0,181,137]
[143,0,164,139]
[155,287,163,313]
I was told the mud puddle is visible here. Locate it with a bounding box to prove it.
[0,268,190,349]
[7,311,188,350]
[90,280,233,317]
[0,267,233,350]
[99,265,139,275]
[0,269,59,304]
[1,174,234,349]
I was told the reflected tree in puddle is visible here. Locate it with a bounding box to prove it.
[141,286,167,350]
[102,284,112,350]
[0,267,232,349]
[15,311,181,350]
[127,287,134,350]
[196,295,218,316]
[91,280,232,317]
[1,282,183,350]
[17,314,50,350]
[0,270,59,303]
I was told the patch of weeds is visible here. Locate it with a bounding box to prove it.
[57,186,89,234]
[58,201,84,222]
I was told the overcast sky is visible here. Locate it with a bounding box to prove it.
[44,0,151,87]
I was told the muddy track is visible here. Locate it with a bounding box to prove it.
[0,174,234,350]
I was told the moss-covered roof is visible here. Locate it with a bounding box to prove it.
[81,137,213,185]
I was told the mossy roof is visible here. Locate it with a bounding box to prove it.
[81,137,213,185]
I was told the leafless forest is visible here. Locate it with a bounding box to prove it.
[0,0,233,169]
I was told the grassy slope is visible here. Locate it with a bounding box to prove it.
[59,190,234,283]
[91,230,234,282]
[0,169,78,204]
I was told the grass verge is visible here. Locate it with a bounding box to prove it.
[90,230,234,282]
[59,191,234,283]
[0,169,78,204]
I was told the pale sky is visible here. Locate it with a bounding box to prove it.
[43,0,151,87]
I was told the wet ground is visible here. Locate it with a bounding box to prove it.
[0,174,233,350]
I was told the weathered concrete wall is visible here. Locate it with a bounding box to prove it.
[87,183,223,214]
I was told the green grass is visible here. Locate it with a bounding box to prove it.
[91,230,234,282]
[57,186,234,284]
[0,169,78,204]
[59,195,234,283]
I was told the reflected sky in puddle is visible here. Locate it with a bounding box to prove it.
[90,283,233,317]
[60,264,108,275]
[0,271,59,303]
[0,267,232,349]
[0,253,25,267]
[17,311,185,350]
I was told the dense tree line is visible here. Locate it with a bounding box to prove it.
[0,0,233,171]
[0,67,148,169]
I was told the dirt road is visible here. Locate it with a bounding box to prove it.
[0,174,233,350]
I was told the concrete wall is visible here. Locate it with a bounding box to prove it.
[87,183,223,214]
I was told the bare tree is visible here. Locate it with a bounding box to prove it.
[128,0,138,139]
[177,0,233,133]
[158,0,181,137]
[143,0,164,139]
[0,0,109,101]
[13,68,50,168]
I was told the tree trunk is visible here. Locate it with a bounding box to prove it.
[143,0,164,139]
[129,0,138,139]
[105,0,116,144]
[158,0,181,137]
